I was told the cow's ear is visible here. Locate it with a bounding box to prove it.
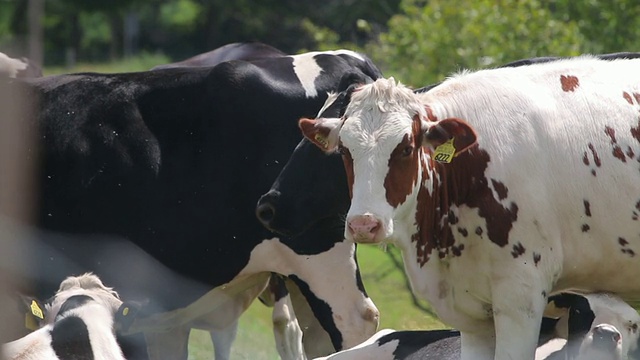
[299,117,343,152]
[423,118,477,162]
[19,295,46,330]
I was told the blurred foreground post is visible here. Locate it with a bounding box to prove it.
[0,78,36,347]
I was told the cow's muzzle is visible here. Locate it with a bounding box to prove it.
[346,214,382,243]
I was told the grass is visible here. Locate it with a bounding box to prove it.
[187,245,446,359]
[43,55,445,359]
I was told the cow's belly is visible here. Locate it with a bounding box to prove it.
[396,205,558,333]
[484,134,640,299]
[554,223,640,299]
[399,238,496,333]
[545,192,640,299]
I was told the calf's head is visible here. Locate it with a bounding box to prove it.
[583,294,640,358]
[44,273,123,325]
[299,78,476,244]
[547,293,640,359]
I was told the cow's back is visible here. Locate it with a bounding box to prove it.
[422,57,640,298]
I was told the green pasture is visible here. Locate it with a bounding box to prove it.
[44,57,445,360]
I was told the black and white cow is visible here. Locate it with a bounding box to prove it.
[3,49,383,359]
[151,42,286,70]
[151,42,337,359]
[3,273,126,360]
[312,293,640,360]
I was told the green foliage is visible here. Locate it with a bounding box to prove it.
[159,0,203,33]
[0,2,14,41]
[79,12,111,49]
[366,0,585,87]
[299,18,343,52]
[549,0,640,54]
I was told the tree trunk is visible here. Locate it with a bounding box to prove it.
[27,0,44,66]
[66,13,80,68]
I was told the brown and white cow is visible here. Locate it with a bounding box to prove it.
[299,56,640,359]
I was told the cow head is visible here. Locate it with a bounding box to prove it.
[257,73,372,236]
[546,293,640,359]
[44,273,123,325]
[581,294,640,358]
[300,77,477,244]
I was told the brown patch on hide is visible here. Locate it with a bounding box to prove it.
[560,75,579,92]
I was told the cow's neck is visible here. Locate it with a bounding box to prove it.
[408,146,487,267]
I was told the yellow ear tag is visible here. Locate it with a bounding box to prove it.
[30,300,44,320]
[25,313,39,331]
[314,134,329,149]
[122,307,129,316]
[433,138,456,163]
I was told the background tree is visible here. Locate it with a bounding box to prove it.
[548,0,640,55]
[364,0,585,87]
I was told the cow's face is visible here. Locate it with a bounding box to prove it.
[300,78,476,243]
[257,73,376,237]
[584,294,640,358]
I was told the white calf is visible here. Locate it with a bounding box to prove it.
[3,273,125,360]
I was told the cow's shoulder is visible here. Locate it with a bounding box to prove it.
[205,57,305,100]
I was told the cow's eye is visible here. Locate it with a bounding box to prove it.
[631,323,638,333]
[401,146,414,157]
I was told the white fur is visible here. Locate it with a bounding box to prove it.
[313,329,397,360]
[239,238,379,349]
[270,280,308,360]
[2,273,125,360]
[333,57,640,360]
[291,50,366,98]
[0,52,27,78]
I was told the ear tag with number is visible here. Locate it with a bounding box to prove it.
[433,138,456,163]
[314,134,329,149]
[30,300,44,320]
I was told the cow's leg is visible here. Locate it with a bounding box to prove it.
[144,326,190,360]
[491,279,547,360]
[460,330,495,360]
[209,320,238,360]
[190,275,270,359]
[241,239,379,350]
[286,279,334,357]
[269,275,307,360]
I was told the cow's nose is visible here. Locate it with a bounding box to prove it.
[256,190,280,226]
[592,324,622,349]
[347,215,381,243]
